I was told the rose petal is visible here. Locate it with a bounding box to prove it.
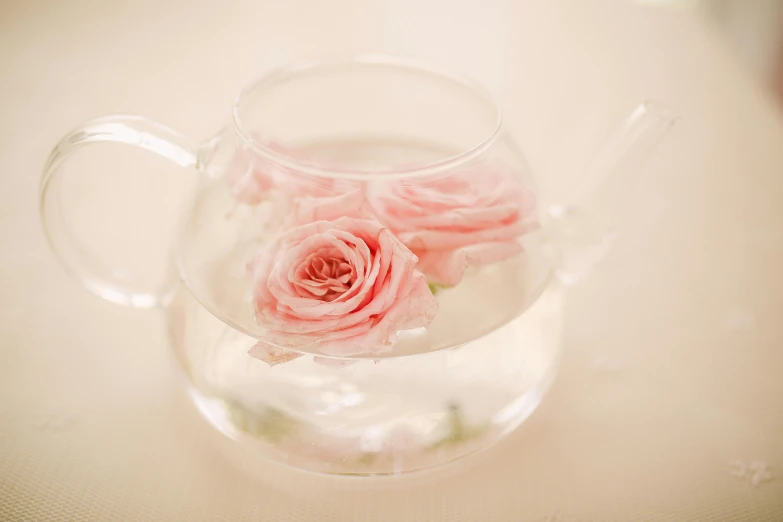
[286,189,368,227]
[417,241,524,286]
[248,342,304,366]
[316,272,437,356]
[226,154,276,205]
[396,272,440,330]
[397,220,536,251]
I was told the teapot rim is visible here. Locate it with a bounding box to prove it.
[231,53,504,181]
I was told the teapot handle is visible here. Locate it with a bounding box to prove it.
[40,115,201,308]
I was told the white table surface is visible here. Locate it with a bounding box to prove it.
[2,0,782,520]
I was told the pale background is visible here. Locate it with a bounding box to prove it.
[2,0,783,520]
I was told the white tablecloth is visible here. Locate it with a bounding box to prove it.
[2,0,782,520]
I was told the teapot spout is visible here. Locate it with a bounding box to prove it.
[545,101,677,285]
[568,101,678,206]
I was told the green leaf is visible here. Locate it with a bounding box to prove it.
[427,281,452,295]
[224,400,298,443]
[356,452,378,465]
[428,403,487,450]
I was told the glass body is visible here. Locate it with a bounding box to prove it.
[40,56,673,475]
[170,282,563,474]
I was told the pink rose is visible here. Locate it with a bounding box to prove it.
[248,217,438,362]
[369,164,539,286]
[224,146,276,205]
[227,140,360,204]
[283,189,369,228]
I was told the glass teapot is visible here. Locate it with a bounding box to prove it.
[40,55,674,475]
